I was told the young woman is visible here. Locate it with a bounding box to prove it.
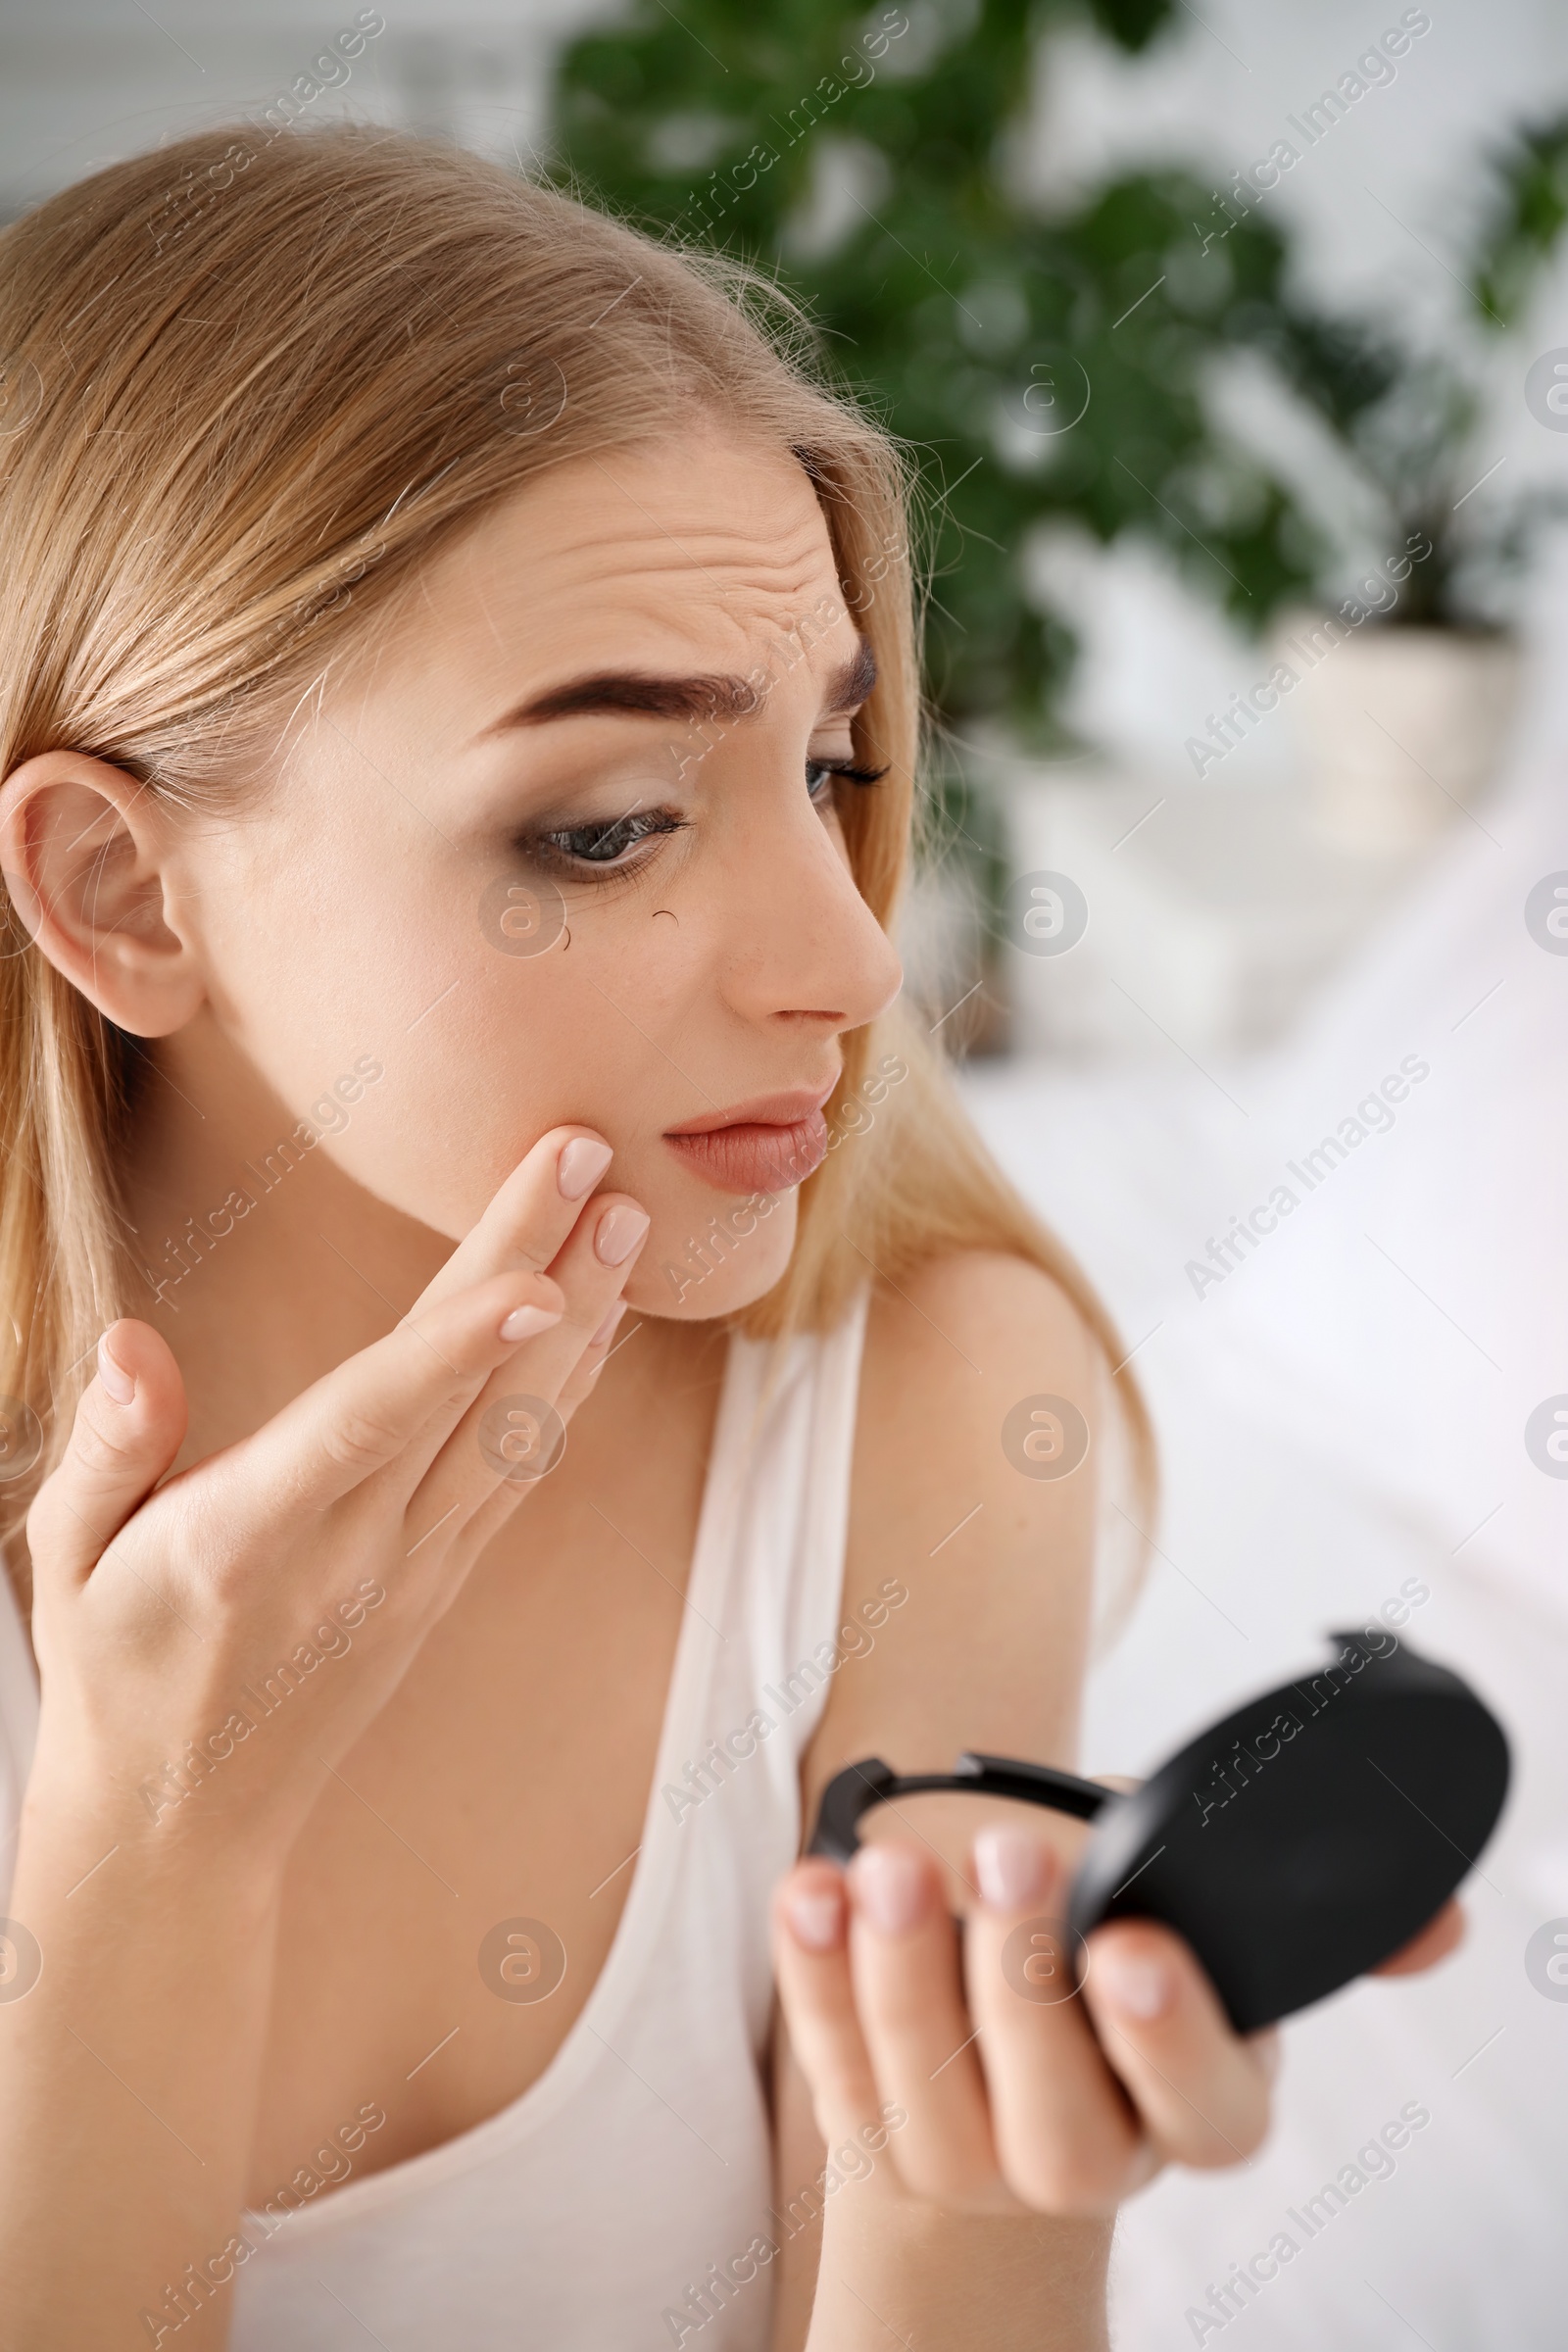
[0,124,1457,2352]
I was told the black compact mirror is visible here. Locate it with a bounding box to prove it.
[807,1632,1510,2033]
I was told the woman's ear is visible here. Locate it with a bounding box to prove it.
[0,752,205,1037]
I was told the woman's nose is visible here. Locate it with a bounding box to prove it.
[718,809,904,1036]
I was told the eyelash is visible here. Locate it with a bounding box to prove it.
[525,757,889,876]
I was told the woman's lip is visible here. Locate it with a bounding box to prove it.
[663,1110,829,1195]
[664,1083,836,1137]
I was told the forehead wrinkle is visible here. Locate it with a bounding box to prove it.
[529,500,831,591]
[505,544,839,677]
[540,538,828,605]
[445,487,848,746]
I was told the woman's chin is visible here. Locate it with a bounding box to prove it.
[624,1190,802,1320]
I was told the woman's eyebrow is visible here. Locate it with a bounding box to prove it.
[822,635,878,715]
[471,636,878,739]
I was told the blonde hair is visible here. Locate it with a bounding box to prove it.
[0,122,1152,1608]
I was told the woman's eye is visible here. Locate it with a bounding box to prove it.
[525,760,890,874]
[807,756,888,803]
[530,808,687,869]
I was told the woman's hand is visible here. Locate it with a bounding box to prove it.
[773,1828,1465,2220]
[23,1123,647,1870]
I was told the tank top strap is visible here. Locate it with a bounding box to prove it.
[686,1283,872,1781]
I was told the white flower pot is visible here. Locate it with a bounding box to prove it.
[1272,613,1522,855]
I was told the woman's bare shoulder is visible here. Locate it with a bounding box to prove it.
[856,1249,1103,1505]
[865,1246,1098,1372]
[804,1251,1104,1804]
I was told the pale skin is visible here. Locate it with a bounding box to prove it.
[0,429,1460,2351]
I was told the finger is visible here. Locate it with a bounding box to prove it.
[235,1268,564,1519]
[334,1195,646,1545]
[494,1192,649,1411]
[1370,1897,1465,1976]
[845,1840,1007,2208]
[964,1828,1148,2216]
[554,1298,633,1420]
[772,1862,887,2153]
[413,1125,615,1311]
[414,1195,650,1555]
[26,1322,188,1584]
[1079,1917,1272,2170]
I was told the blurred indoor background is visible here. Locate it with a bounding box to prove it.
[4,3,1567,2345]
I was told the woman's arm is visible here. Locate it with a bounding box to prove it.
[768,1249,1114,2349]
[0,1127,644,2350]
[1,1783,285,2351]
[770,1251,1459,2351]
[770,1260,1222,2352]
[769,2010,1111,2352]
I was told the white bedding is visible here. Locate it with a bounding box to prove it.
[958,574,1568,2348]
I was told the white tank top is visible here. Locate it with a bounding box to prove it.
[0,1292,871,2349]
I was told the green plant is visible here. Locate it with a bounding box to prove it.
[1473,110,1568,327]
[1245,111,1568,633]
[547,0,1332,752]
[549,12,1568,731]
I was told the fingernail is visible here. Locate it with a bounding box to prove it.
[973,1826,1055,1912]
[785,1878,846,1953]
[852,1844,930,1937]
[500,1301,564,1344]
[591,1298,628,1348]
[595,1204,650,1266]
[96,1334,135,1404]
[1098,1946,1171,2022]
[558,1136,613,1201]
